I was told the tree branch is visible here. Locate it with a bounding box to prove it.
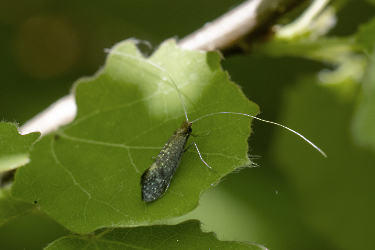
[179,0,308,54]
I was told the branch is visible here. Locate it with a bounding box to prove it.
[179,0,308,54]
[20,0,309,135]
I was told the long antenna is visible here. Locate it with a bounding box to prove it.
[104,48,326,158]
[104,48,190,122]
[191,112,327,158]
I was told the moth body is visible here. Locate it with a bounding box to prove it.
[141,121,192,202]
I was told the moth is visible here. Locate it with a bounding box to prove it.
[105,46,326,203]
[140,120,196,202]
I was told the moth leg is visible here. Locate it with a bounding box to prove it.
[184,142,217,173]
[184,142,194,152]
[191,130,211,137]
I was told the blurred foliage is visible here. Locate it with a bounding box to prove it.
[1,0,375,249]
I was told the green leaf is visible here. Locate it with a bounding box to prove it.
[255,37,365,85]
[45,220,265,250]
[0,122,40,173]
[0,185,35,227]
[0,200,68,250]
[255,37,357,64]
[12,39,258,233]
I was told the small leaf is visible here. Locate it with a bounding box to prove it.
[45,220,265,250]
[12,39,258,233]
[0,122,40,174]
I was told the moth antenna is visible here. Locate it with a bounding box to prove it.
[191,112,327,158]
[104,48,189,122]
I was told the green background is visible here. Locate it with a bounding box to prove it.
[1,0,375,249]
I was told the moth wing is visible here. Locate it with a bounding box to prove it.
[140,163,172,202]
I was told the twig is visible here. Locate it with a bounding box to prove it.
[179,0,308,54]
[20,94,76,135]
